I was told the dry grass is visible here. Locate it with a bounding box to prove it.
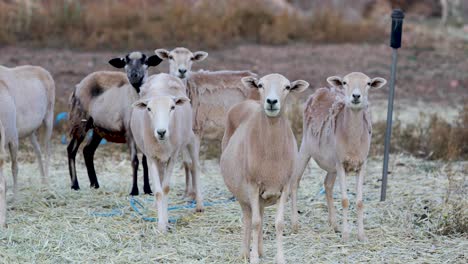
[0,0,385,50]
[371,106,468,160]
[0,138,466,263]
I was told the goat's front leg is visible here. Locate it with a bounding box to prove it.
[128,139,139,196]
[337,163,349,241]
[291,143,311,232]
[248,185,261,264]
[356,161,367,242]
[149,159,165,232]
[324,172,338,232]
[161,156,177,225]
[187,136,204,212]
[275,187,288,264]
[0,163,6,228]
[240,202,252,259]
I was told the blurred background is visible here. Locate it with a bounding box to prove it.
[0,0,466,160]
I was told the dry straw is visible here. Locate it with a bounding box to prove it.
[0,138,466,263]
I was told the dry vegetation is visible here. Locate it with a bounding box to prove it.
[0,0,385,50]
[0,141,466,263]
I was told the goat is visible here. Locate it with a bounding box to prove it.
[131,73,203,232]
[67,52,162,195]
[221,73,309,263]
[291,72,386,241]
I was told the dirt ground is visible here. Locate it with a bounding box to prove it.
[0,44,467,263]
[0,43,466,123]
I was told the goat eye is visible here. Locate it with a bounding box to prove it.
[171,106,175,110]
[342,81,347,85]
[285,85,291,90]
[147,107,151,112]
[258,83,263,88]
[367,82,371,86]
[169,55,173,60]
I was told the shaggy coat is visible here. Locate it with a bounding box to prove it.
[155,48,259,198]
[68,71,153,194]
[291,72,386,241]
[0,65,55,196]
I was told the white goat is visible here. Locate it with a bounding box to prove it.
[131,73,203,232]
[291,72,386,241]
[0,81,18,228]
[155,47,259,198]
[221,74,309,264]
[0,65,55,198]
[67,52,162,194]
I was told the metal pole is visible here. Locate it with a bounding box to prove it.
[381,9,404,201]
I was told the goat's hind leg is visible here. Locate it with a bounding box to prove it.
[83,132,102,189]
[8,142,18,201]
[67,135,84,190]
[187,137,204,212]
[324,171,339,232]
[142,155,152,195]
[356,162,367,242]
[30,133,46,186]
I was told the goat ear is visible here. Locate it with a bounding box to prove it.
[241,76,259,89]
[290,80,309,93]
[369,77,387,89]
[132,100,148,109]
[326,76,343,87]
[154,49,170,60]
[146,55,163,67]
[173,96,190,106]
[192,51,208,62]
[108,58,126,68]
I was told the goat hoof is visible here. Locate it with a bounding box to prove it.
[358,234,368,242]
[130,189,139,196]
[144,187,153,195]
[292,222,300,233]
[144,191,153,195]
[71,185,80,191]
[342,233,350,242]
[195,206,204,213]
[90,183,100,189]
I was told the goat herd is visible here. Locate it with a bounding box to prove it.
[0,47,386,263]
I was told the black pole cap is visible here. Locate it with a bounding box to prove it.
[390,9,405,49]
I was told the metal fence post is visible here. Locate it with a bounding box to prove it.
[381,9,405,202]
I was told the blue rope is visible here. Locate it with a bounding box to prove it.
[91,196,236,223]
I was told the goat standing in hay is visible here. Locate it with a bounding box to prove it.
[221,74,309,264]
[67,52,162,194]
[291,72,387,241]
[0,65,55,200]
[155,47,259,199]
[0,81,18,228]
[131,73,203,232]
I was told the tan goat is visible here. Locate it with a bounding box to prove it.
[291,72,386,241]
[221,74,309,264]
[0,65,55,198]
[0,81,18,228]
[155,47,259,199]
[131,73,203,232]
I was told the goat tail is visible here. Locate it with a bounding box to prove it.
[68,88,88,138]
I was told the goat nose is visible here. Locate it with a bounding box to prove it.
[266,99,278,105]
[352,94,361,99]
[157,129,166,138]
[179,69,187,74]
[131,73,138,78]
